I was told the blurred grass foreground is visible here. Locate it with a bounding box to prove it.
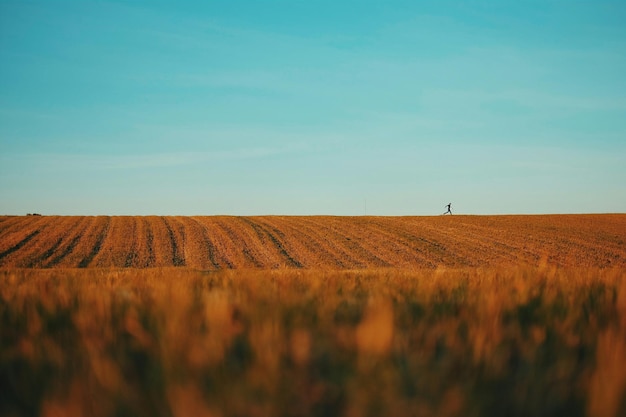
[1,267,626,417]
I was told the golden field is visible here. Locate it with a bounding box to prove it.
[1,215,626,417]
[1,214,625,269]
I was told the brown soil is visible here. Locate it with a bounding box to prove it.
[1,214,625,269]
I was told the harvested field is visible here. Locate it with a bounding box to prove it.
[1,214,625,269]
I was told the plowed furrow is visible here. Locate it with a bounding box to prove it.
[124,216,159,268]
[330,218,389,268]
[161,216,185,267]
[181,217,220,269]
[476,215,621,266]
[0,216,36,237]
[546,231,626,267]
[442,220,535,264]
[363,218,441,268]
[212,218,266,268]
[0,230,40,262]
[126,217,155,268]
[141,217,156,267]
[259,216,346,268]
[359,218,424,267]
[332,218,398,267]
[401,218,513,266]
[90,217,135,267]
[427,226,513,266]
[396,218,470,265]
[44,217,94,267]
[15,217,82,268]
[230,217,280,267]
[344,219,402,268]
[275,217,354,268]
[376,218,481,267]
[419,216,620,267]
[143,216,174,267]
[364,218,445,267]
[303,217,389,268]
[2,214,626,269]
[0,216,49,256]
[52,216,107,268]
[190,217,236,269]
[241,217,303,268]
[32,217,84,267]
[121,217,139,267]
[78,216,111,268]
[290,217,367,268]
[0,216,29,235]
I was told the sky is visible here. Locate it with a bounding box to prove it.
[1,0,625,215]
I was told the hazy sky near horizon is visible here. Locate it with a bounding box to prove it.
[1,0,625,215]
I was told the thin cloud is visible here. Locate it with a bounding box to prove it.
[4,144,308,172]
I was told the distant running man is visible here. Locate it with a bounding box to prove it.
[444,203,452,215]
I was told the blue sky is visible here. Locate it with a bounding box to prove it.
[1,0,625,215]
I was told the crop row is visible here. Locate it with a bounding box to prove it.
[1,215,625,269]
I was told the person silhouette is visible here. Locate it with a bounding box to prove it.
[444,203,452,215]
